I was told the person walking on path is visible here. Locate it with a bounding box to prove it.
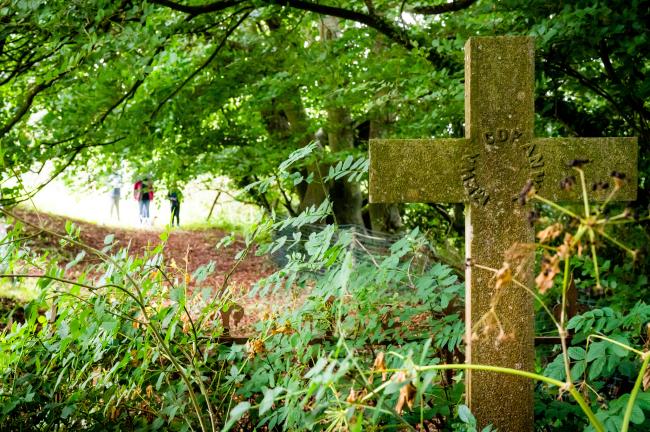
[134,176,154,225]
[168,188,182,227]
[108,173,121,221]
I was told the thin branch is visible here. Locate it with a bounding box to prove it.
[1,137,124,206]
[547,60,638,133]
[150,8,252,120]
[412,0,477,15]
[98,44,166,125]
[598,41,650,128]
[150,0,457,68]
[0,81,51,138]
[270,0,413,52]
[149,0,245,15]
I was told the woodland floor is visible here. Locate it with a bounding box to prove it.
[2,208,295,336]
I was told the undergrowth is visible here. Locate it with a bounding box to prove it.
[0,145,648,431]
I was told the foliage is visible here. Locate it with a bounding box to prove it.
[2,0,647,223]
[1,0,650,429]
[1,144,649,431]
[0,207,473,430]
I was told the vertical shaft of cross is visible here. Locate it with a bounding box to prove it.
[464,37,535,430]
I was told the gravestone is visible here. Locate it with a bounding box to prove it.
[369,36,637,430]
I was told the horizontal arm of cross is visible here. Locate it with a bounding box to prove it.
[369,137,637,204]
[369,139,467,203]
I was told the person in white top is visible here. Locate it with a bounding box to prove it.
[108,173,121,221]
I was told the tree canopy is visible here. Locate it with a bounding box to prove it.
[1,0,648,223]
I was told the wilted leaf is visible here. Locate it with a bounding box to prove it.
[494,263,512,291]
[537,223,563,243]
[346,386,357,403]
[535,254,560,293]
[393,371,416,414]
[370,352,387,383]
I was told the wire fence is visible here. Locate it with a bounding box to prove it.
[270,222,435,269]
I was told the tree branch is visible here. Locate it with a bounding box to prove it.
[271,0,412,50]
[148,0,245,15]
[150,8,252,120]
[97,44,166,125]
[598,41,650,124]
[1,136,125,207]
[412,0,477,15]
[0,80,54,138]
[149,0,457,68]
[546,59,638,131]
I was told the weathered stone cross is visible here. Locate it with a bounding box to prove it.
[369,36,637,430]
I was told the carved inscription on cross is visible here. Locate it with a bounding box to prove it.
[369,36,637,431]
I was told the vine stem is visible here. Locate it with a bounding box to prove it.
[362,362,604,431]
[559,256,573,386]
[471,263,561,329]
[588,334,645,356]
[532,194,581,220]
[621,352,650,432]
[576,168,591,219]
[414,364,604,432]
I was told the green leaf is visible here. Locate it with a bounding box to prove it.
[630,403,645,424]
[61,404,75,419]
[260,387,284,415]
[607,336,630,357]
[458,404,476,424]
[570,360,586,381]
[223,401,251,432]
[588,356,606,381]
[586,342,606,362]
[568,347,586,361]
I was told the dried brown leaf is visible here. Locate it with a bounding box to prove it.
[393,371,416,414]
[247,338,265,359]
[504,242,536,279]
[370,352,387,384]
[346,387,357,403]
[535,254,560,294]
[495,263,512,291]
[537,223,563,244]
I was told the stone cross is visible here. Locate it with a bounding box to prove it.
[369,36,637,431]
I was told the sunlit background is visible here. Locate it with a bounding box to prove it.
[19,170,262,232]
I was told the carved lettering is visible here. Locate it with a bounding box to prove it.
[461,152,490,206]
[521,142,535,157]
[532,170,545,189]
[484,128,524,147]
[462,172,475,181]
[517,138,546,188]
[528,152,544,169]
[497,128,509,143]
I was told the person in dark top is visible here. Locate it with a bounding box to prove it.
[168,188,181,227]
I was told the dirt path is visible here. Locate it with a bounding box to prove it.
[9,209,283,334]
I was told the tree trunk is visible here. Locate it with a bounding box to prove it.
[326,107,364,225]
[320,17,364,226]
[260,19,328,215]
[367,38,403,233]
